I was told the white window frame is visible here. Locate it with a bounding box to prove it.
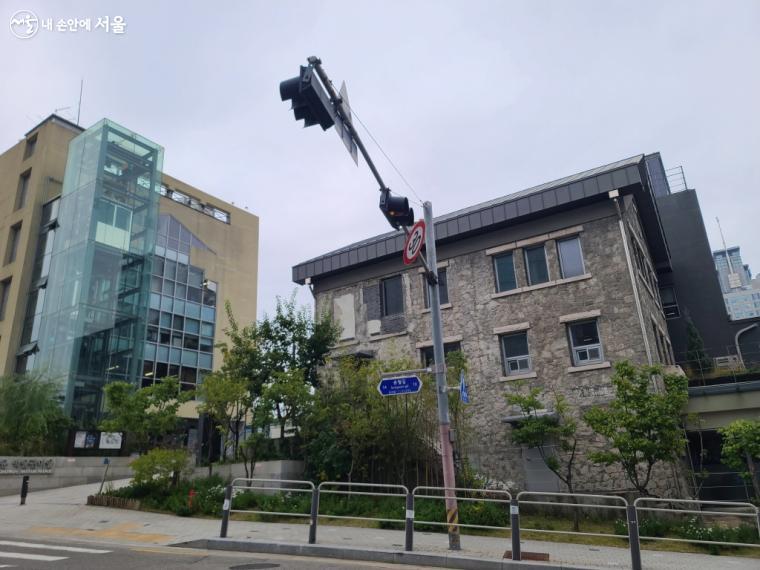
[568,319,603,366]
[500,331,532,376]
[557,235,585,278]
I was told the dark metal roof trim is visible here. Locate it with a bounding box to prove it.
[293,154,647,284]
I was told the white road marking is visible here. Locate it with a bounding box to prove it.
[0,551,66,561]
[0,565,17,568]
[0,541,110,554]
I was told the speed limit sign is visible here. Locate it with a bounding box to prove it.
[403,220,426,265]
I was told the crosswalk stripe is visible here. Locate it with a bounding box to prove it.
[0,541,110,554]
[0,551,66,561]
[0,564,17,568]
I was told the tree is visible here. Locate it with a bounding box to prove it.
[100,377,193,453]
[0,374,72,456]
[584,361,688,496]
[719,419,760,501]
[221,295,338,458]
[506,387,581,529]
[196,372,250,460]
[685,320,712,375]
[262,368,313,457]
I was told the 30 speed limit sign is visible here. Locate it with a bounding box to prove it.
[403,220,426,265]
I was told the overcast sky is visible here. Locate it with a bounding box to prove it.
[3,0,759,320]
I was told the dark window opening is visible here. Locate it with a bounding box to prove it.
[381,275,403,317]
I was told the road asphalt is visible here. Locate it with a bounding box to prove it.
[0,479,757,570]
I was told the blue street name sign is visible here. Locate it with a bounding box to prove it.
[377,375,422,396]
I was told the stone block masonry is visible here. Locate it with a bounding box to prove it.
[315,198,682,497]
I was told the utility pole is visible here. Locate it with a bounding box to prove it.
[280,56,460,549]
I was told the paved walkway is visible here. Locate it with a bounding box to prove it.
[0,481,757,569]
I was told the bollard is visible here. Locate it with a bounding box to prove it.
[626,505,642,570]
[220,485,232,538]
[510,497,521,561]
[20,475,30,506]
[308,487,320,544]
[404,492,414,551]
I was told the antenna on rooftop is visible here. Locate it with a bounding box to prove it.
[77,79,83,125]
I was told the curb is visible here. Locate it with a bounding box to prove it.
[175,538,596,570]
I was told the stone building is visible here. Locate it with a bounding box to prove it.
[293,154,686,496]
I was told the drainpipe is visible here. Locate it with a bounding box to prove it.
[610,190,653,366]
[735,323,759,369]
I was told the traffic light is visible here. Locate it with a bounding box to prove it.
[379,188,415,229]
[279,66,335,130]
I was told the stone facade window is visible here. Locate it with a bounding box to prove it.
[493,252,517,292]
[423,268,448,307]
[381,275,403,317]
[420,341,461,367]
[501,331,532,375]
[659,286,680,318]
[567,319,603,366]
[524,245,549,285]
[557,236,585,278]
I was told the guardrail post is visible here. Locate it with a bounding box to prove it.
[220,484,232,538]
[510,497,521,561]
[308,486,320,544]
[405,492,414,551]
[627,505,642,570]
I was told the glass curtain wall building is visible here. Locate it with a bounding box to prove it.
[31,120,162,426]
[144,214,216,394]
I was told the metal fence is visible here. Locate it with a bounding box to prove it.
[219,477,315,540]
[219,480,760,568]
[633,497,760,551]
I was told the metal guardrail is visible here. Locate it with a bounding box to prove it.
[315,481,411,550]
[633,497,760,554]
[515,491,632,564]
[220,478,315,540]
[219,481,760,567]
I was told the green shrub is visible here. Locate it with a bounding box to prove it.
[131,449,191,487]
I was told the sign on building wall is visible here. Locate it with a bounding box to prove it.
[0,457,55,475]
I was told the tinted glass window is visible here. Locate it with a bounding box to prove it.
[381,275,403,316]
[494,253,517,292]
[558,237,584,278]
[524,245,549,285]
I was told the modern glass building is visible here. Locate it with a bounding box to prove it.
[0,115,259,431]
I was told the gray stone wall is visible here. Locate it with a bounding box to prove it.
[316,201,682,497]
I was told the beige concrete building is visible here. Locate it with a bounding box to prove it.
[0,115,258,436]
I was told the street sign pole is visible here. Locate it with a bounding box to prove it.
[424,200,460,550]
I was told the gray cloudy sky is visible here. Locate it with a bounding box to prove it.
[3,0,759,320]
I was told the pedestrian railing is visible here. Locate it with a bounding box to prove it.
[219,477,315,540]
[412,486,512,532]
[514,491,632,564]
[218,481,760,567]
[315,482,411,549]
[633,497,760,550]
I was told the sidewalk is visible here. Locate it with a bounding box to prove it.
[0,481,757,569]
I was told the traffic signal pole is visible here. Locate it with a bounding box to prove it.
[281,56,460,550]
[423,201,461,550]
